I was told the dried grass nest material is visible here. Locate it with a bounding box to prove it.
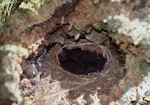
[36,41,125,104]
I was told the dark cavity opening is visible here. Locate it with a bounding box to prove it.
[58,48,107,75]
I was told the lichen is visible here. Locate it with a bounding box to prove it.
[90,92,101,105]
[0,44,29,103]
[114,72,150,105]
[113,14,150,45]
[19,0,44,15]
[0,44,29,57]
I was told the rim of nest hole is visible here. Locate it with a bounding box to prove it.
[57,42,114,75]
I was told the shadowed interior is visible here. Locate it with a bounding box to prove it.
[58,48,107,75]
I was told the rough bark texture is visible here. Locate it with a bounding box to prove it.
[0,0,150,105]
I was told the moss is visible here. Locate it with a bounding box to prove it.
[0,0,22,34]
[135,58,150,73]
[93,21,109,31]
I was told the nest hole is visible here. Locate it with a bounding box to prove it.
[58,48,107,75]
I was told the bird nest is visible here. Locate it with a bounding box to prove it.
[28,40,125,105]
